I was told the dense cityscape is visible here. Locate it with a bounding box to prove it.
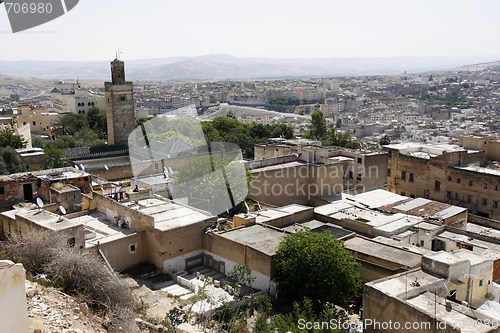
[2,1,500,333]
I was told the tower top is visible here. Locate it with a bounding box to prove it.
[110,57,126,84]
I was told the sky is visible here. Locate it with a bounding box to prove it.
[1,0,499,62]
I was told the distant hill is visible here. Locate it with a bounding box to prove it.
[0,54,499,81]
[455,60,500,72]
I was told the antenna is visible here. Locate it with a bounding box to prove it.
[36,198,44,214]
[58,205,67,222]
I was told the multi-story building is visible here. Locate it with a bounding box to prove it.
[385,135,500,220]
[50,82,105,115]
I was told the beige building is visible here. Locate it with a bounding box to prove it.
[15,105,60,137]
[51,82,105,115]
[385,137,500,220]
[250,141,388,206]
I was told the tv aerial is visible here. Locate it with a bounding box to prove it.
[35,198,44,214]
[58,205,67,222]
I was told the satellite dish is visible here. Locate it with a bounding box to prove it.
[74,164,79,170]
[104,164,109,170]
[167,155,171,158]
[80,164,85,171]
[59,206,67,215]
[36,198,44,208]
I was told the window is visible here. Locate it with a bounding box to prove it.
[468,180,473,186]
[401,192,406,196]
[120,95,126,101]
[401,171,407,181]
[349,171,353,179]
[446,191,451,198]
[483,198,488,206]
[409,173,414,182]
[496,185,499,191]
[387,168,391,177]
[455,193,461,200]
[494,201,499,209]
[467,195,473,203]
[484,183,488,190]
[479,279,484,287]
[67,237,76,248]
[457,178,461,184]
[434,180,441,191]
[357,157,362,164]
[447,176,452,181]
[32,121,36,126]
[0,186,4,195]
[420,240,425,247]
[410,194,416,198]
[129,244,136,253]
[457,242,473,251]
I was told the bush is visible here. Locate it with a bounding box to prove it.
[0,230,134,317]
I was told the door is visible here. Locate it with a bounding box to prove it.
[23,184,33,201]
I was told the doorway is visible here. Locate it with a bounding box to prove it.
[23,184,33,201]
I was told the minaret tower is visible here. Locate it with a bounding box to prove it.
[105,52,135,145]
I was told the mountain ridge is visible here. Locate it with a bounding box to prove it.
[0,54,499,81]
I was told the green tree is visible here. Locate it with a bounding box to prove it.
[228,263,255,287]
[86,107,107,139]
[272,298,344,333]
[275,230,361,308]
[74,128,105,147]
[54,113,88,136]
[44,144,67,168]
[305,110,327,140]
[379,134,391,146]
[0,128,27,149]
[0,147,25,174]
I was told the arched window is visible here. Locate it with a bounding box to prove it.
[88,102,91,106]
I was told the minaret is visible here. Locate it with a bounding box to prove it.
[105,56,135,145]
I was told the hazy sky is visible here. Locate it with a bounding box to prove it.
[1,0,499,61]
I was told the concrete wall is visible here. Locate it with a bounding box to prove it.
[0,261,29,333]
[203,232,275,289]
[363,283,463,333]
[95,232,147,272]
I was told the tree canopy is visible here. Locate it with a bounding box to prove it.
[275,230,361,308]
[304,110,361,149]
[0,147,26,175]
[0,128,27,149]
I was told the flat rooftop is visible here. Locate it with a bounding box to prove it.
[17,209,78,232]
[68,211,136,247]
[455,164,500,177]
[217,224,287,256]
[345,237,422,268]
[384,142,467,159]
[123,198,213,231]
[250,161,306,173]
[369,269,443,298]
[406,292,493,333]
